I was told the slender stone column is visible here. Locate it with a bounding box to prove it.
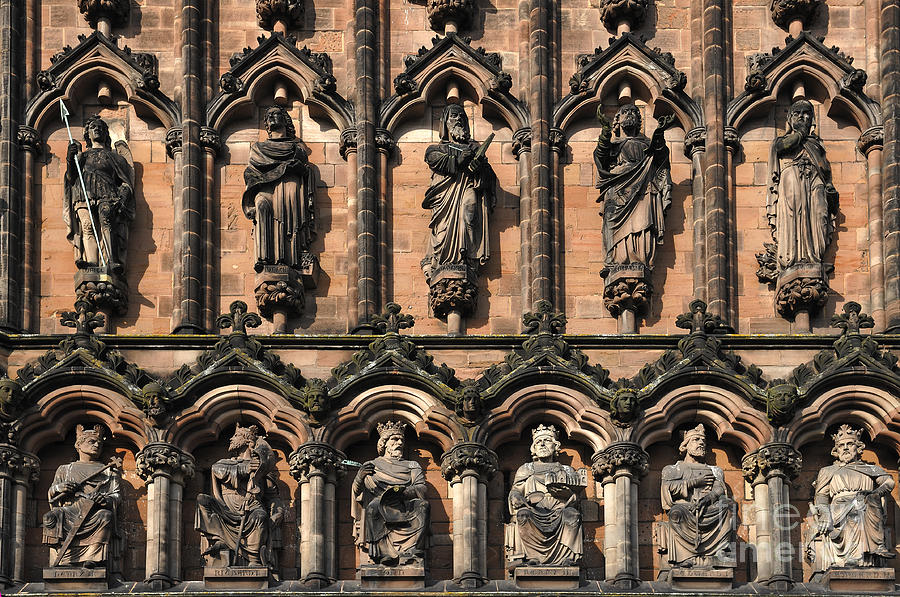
[882,0,900,331]
[136,442,195,590]
[529,0,553,308]
[200,127,221,332]
[289,442,346,588]
[440,442,498,589]
[860,127,886,330]
[17,127,40,332]
[0,442,38,587]
[592,442,649,589]
[685,128,707,302]
[513,128,533,314]
[341,129,360,332]
[741,443,801,590]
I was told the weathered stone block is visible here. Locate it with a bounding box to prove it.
[43,567,109,592]
[512,565,580,589]
[819,567,896,592]
[358,563,426,589]
[203,566,270,590]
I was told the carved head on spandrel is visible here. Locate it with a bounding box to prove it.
[609,387,640,427]
[83,115,111,148]
[440,104,471,143]
[0,377,24,421]
[613,103,642,137]
[264,106,296,140]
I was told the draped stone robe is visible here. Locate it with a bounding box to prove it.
[43,461,122,567]
[658,460,734,568]
[242,138,316,269]
[352,456,430,564]
[811,461,893,569]
[506,461,583,567]
[421,140,497,280]
[594,133,672,268]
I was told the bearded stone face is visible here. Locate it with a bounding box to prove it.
[788,104,813,137]
[615,105,641,137]
[684,435,707,459]
[446,109,470,143]
[383,433,404,459]
[834,437,861,464]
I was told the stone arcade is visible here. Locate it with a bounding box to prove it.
[1,0,900,594]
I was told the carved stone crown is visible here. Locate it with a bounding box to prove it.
[832,424,863,444]
[377,420,407,440]
[233,423,260,444]
[76,423,105,443]
[682,423,705,443]
[531,424,558,442]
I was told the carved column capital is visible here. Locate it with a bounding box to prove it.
[427,0,477,33]
[598,0,649,32]
[591,442,649,481]
[512,128,532,159]
[858,126,884,156]
[683,126,706,157]
[741,442,801,485]
[769,0,821,30]
[549,128,567,154]
[0,443,39,483]
[135,443,195,482]
[375,128,396,157]
[441,442,498,483]
[724,126,740,153]
[78,0,130,30]
[289,442,346,482]
[16,125,42,154]
[339,128,358,160]
[256,0,305,31]
[200,126,222,156]
[165,127,183,158]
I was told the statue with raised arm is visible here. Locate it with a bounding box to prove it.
[657,424,735,570]
[594,104,673,324]
[506,424,585,568]
[421,104,497,320]
[352,420,430,566]
[64,115,135,273]
[42,424,122,569]
[807,425,896,571]
[757,99,838,322]
[196,424,283,571]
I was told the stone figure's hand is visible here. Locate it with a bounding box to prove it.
[596,111,612,138]
[67,141,82,163]
[695,493,713,510]
[94,493,109,507]
[459,147,475,165]
[361,461,375,476]
[61,482,78,496]
[467,156,483,174]
[510,492,526,509]
[693,471,715,488]
[825,183,838,198]
[117,185,130,202]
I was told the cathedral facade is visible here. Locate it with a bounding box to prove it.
[1,0,900,592]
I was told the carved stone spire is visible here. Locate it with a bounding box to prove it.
[256,0,305,33]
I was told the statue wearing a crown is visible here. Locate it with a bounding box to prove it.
[42,424,123,569]
[506,424,585,568]
[657,424,735,570]
[807,425,896,571]
[195,424,283,571]
[352,420,430,566]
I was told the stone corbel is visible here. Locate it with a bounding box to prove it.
[136,443,195,590]
[256,0,305,33]
[289,443,346,588]
[78,0,130,36]
[592,442,648,589]
[440,443,498,588]
[427,0,477,35]
[769,0,821,35]
[598,0,649,35]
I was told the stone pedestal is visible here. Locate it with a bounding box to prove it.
[75,268,127,330]
[427,265,478,330]
[358,563,425,589]
[43,567,109,592]
[774,263,829,327]
[512,565,580,589]
[601,265,651,333]
[203,566,270,589]
[818,567,896,592]
[660,566,734,590]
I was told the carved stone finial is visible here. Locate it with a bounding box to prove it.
[674,299,728,335]
[522,300,566,335]
[598,0,649,32]
[60,300,106,336]
[427,0,476,33]
[256,0,305,31]
[216,301,263,335]
[78,0,130,31]
[830,301,875,336]
[372,302,415,334]
[769,0,821,30]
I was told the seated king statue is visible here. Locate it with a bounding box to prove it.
[352,420,430,566]
[43,424,122,570]
[807,425,896,571]
[657,424,735,570]
[196,424,283,571]
[506,424,585,568]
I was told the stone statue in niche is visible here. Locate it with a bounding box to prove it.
[243,106,318,329]
[196,424,283,572]
[657,424,735,571]
[506,424,585,568]
[42,424,123,570]
[806,425,896,572]
[422,104,497,323]
[64,115,134,273]
[352,420,430,566]
[64,115,134,317]
[757,99,838,324]
[594,104,673,324]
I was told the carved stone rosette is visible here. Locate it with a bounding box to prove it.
[440,442,498,482]
[602,268,652,317]
[427,0,476,33]
[591,442,649,481]
[741,443,801,485]
[598,0,649,32]
[78,0,130,30]
[769,0,821,30]
[135,443,195,482]
[288,442,346,482]
[428,267,478,319]
[256,0,305,31]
